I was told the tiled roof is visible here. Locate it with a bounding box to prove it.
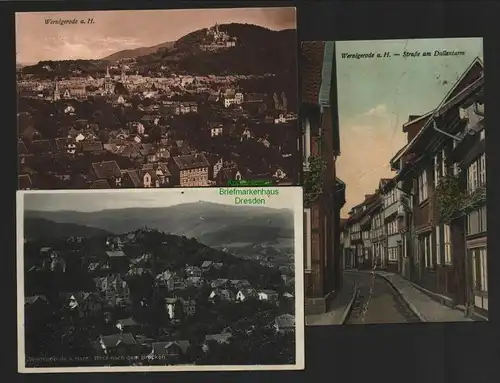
[117,317,137,326]
[54,137,75,151]
[301,41,325,104]
[275,313,295,328]
[91,179,111,189]
[126,169,142,187]
[205,333,232,343]
[100,333,136,348]
[152,340,190,355]
[81,141,103,152]
[30,139,53,154]
[92,161,122,179]
[172,153,210,171]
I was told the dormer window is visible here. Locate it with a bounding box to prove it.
[459,107,469,120]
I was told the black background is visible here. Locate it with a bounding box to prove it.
[2,1,499,382]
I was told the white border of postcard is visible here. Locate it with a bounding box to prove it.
[16,187,305,373]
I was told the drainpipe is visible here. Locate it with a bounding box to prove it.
[473,102,484,117]
[431,117,463,142]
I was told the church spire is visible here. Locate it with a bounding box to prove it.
[53,76,60,101]
[105,65,110,78]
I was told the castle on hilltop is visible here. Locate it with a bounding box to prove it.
[200,23,237,51]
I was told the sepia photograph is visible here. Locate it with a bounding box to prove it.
[301,38,487,327]
[17,187,304,372]
[16,8,299,191]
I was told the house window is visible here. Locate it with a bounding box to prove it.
[435,225,441,265]
[433,154,440,184]
[479,153,486,186]
[423,234,433,269]
[417,170,428,204]
[467,161,478,192]
[443,224,452,265]
[472,247,488,292]
[304,209,312,272]
[479,248,488,292]
[467,205,487,235]
[387,220,398,235]
[388,248,397,261]
[302,118,311,168]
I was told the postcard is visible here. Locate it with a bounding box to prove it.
[17,186,304,372]
[16,7,299,190]
[300,38,487,326]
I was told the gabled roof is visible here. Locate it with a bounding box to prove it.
[106,250,126,258]
[125,169,141,187]
[30,139,53,153]
[438,56,483,107]
[151,341,190,355]
[92,161,122,179]
[205,333,232,343]
[402,111,434,133]
[392,56,484,164]
[117,317,137,326]
[172,153,210,170]
[100,333,136,348]
[81,141,103,152]
[301,41,325,104]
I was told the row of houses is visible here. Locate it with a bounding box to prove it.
[341,57,487,319]
[25,295,294,365]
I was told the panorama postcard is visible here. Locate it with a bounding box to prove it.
[16,8,299,191]
[17,186,304,372]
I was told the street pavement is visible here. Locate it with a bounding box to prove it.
[345,271,420,324]
[305,269,474,326]
[367,271,474,322]
[305,273,357,326]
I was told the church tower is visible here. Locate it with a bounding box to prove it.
[104,66,114,94]
[53,77,60,101]
[273,92,280,110]
[120,65,126,83]
[281,92,288,111]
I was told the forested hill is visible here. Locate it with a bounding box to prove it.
[23,228,285,294]
[21,23,297,78]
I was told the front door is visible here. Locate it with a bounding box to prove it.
[397,242,403,273]
[470,247,488,315]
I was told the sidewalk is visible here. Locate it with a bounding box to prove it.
[359,270,473,322]
[305,275,357,326]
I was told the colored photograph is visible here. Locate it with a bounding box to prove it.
[16,8,299,190]
[302,38,487,326]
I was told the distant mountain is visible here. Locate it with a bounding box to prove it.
[101,41,175,62]
[24,202,294,246]
[22,23,297,78]
[24,217,111,240]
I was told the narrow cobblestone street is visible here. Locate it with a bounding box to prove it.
[344,271,420,324]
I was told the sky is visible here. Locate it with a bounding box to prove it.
[335,37,483,217]
[21,187,302,212]
[15,7,296,63]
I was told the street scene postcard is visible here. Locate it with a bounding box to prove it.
[16,8,299,191]
[17,186,304,372]
[301,38,487,327]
